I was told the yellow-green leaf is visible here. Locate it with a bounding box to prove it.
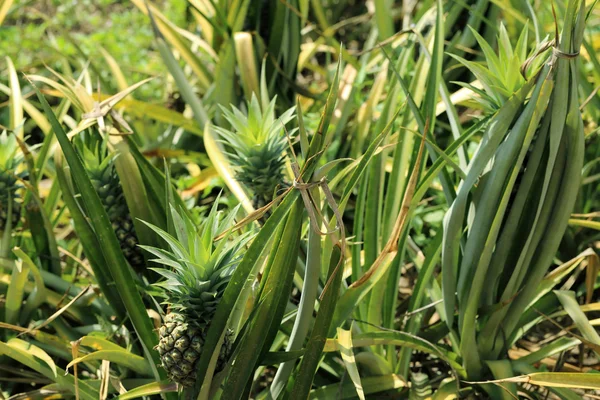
[0,0,14,26]
[67,350,152,376]
[79,336,126,352]
[569,218,600,230]
[337,328,365,400]
[8,338,57,377]
[117,381,177,400]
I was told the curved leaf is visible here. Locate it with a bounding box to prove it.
[324,331,465,377]
[337,328,365,400]
[0,339,97,400]
[309,374,406,399]
[32,82,164,382]
[117,381,177,400]
[8,338,57,378]
[67,351,152,376]
[79,336,129,352]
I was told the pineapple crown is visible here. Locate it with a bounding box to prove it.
[212,94,296,199]
[75,135,116,179]
[74,135,129,220]
[450,24,548,111]
[141,202,249,323]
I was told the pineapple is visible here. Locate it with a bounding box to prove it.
[76,137,145,272]
[0,131,22,233]
[141,203,248,386]
[212,95,295,208]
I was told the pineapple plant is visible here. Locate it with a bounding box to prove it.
[442,0,587,379]
[141,203,248,386]
[75,135,145,272]
[212,95,295,209]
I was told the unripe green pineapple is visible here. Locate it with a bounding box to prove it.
[156,313,233,386]
[141,203,248,386]
[213,95,295,207]
[77,139,145,272]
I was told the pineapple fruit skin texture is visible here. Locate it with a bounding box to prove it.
[86,152,145,272]
[157,313,232,387]
[235,146,286,206]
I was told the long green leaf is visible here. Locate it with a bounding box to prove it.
[193,191,299,395]
[289,244,344,399]
[309,374,406,399]
[555,290,600,358]
[118,381,177,400]
[67,350,153,376]
[31,82,164,381]
[324,331,464,376]
[221,200,303,399]
[54,150,126,321]
[337,327,365,400]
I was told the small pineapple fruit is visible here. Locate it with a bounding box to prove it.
[78,139,145,272]
[0,131,22,232]
[141,203,248,386]
[213,95,295,208]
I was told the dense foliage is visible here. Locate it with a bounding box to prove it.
[1,0,600,399]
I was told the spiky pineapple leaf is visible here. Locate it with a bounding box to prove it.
[142,202,247,322]
[213,95,295,199]
[222,200,304,399]
[192,190,300,395]
[32,82,165,384]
